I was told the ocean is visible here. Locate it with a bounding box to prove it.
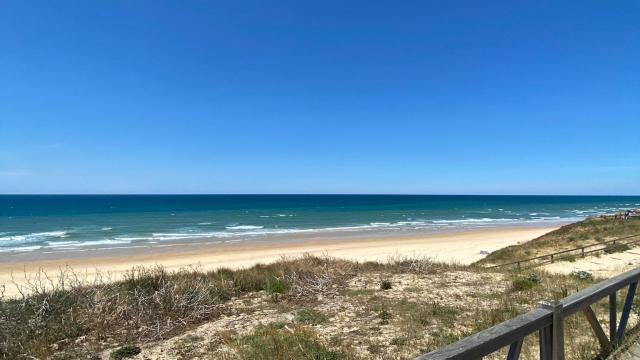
[1,195,639,253]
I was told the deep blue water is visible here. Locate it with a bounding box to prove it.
[1,195,639,252]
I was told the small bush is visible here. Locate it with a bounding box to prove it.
[380,280,393,290]
[295,308,328,325]
[571,270,593,281]
[604,243,630,254]
[512,278,535,291]
[265,278,289,301]
[235,325,345,360]
[367,343,382,354]
[378,309,392,325]
[527,273,540,284]
[110,345,141,359]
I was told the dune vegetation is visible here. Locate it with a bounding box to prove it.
[478,216,640,267]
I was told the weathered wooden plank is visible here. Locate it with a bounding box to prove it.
[582,305,609,351]
[506,339,523,360]
[610,292,617,344]
[617,281,638,340]
[561,268,640,316]
[539,301,565,360]
[415,308,552,360]
[539,325,552,360]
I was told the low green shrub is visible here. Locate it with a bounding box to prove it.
[235,325,346,360]
[527,273,540,283]
[571,270,593,281]
[295,308,328,325]
[265,277,289,301]
[378,309,392,325]
[110,345,141,359]
[380,280,393,290]
[512,278,535,291]
[604,243,630,254]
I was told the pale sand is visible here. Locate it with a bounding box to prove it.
[0,226,557,297]
[543,248,640,279]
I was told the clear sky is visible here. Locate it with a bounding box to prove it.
[0,1,638,195]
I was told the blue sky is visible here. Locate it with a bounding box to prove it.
[1,1,638,195]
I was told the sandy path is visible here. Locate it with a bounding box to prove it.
[543,248,640,278]
[0,226,556,297]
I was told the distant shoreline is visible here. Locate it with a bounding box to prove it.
[0,220,570,263]
[3,194,637,255]
[0,224,561,297]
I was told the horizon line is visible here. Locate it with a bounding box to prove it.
[1,193,639,197]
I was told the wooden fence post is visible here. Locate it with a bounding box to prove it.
[617,282,638,340]
[539,300,565,360]
[610,292,617,345]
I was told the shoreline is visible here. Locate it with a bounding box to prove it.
[0,225,559,297]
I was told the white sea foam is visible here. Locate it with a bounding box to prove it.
[101,227,113,231]
[75,239,133,247]
[226,225,264,230]
[46,241,81,247]
[0,231,68,247]
[432,218,518,224]
[0,245,44,253]
[0,211,593,252]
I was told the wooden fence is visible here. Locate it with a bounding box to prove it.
[487,233,640,270]
[415,267,640,360]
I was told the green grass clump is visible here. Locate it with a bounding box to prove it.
[380,280,393,290]
[266,277,289,301]
[512,278,536,291]
[295,308,328,325]
[235,325,348,360]
[571,270,594,281]
[604,243,631,254]
[110,345,141,359]
[378,309,393,325]
[527,273,541,284]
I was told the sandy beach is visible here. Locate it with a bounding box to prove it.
[0,226,557,297]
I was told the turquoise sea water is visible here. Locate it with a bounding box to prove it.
[1,195,639,253]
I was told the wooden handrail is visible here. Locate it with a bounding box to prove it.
[416,267,640,360]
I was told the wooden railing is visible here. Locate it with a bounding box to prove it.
[415,267,640,360]
[487,233,640,270]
